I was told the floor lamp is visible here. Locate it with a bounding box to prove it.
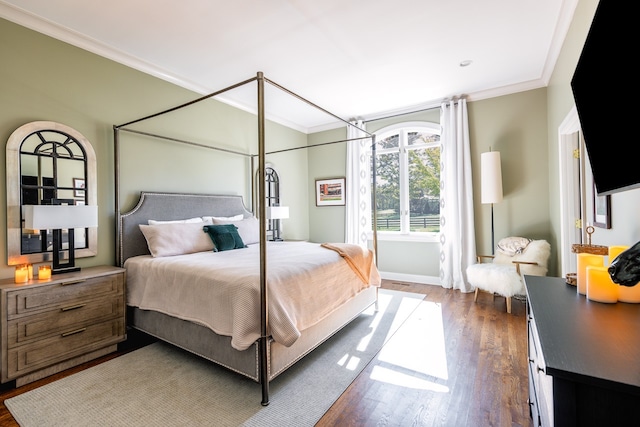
[481,151,503,253]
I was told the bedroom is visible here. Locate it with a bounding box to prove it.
[1,0,640,424]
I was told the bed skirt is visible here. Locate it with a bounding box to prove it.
[127,285,378,382]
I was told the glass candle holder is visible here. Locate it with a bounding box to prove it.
[38,265,52,280]
[14,265,29,284]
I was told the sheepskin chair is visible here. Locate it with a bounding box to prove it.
[467,237,551,313]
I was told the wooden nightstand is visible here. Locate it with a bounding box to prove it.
[0,265,126,386]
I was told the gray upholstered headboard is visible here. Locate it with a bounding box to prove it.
[118,192,253,266]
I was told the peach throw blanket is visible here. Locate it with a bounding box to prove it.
[321,242,376,284]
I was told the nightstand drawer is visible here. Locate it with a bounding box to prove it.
[7,296,124,348]
[6,317,125,379]
[6,273,124,318]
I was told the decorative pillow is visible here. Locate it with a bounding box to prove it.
[203,224,247,251]
[202,214,244,222]
[139,222,214,257]
[148,217,203,225]
[497,237,532,256]
[211,216,260,245]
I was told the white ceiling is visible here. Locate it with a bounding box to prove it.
[0,0,578,133]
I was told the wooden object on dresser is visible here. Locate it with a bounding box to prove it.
[0,265,125,387]
[525,275,640,427]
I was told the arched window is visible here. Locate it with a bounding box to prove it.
[255,164,282,240]
[372,122,440,236]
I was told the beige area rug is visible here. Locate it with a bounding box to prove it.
[5,289,425,427]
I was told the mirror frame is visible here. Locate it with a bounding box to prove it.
[6,121,98,265]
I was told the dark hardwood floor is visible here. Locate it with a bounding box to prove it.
[0,280,531,427]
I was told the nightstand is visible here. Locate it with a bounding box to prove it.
[0,265,126,386]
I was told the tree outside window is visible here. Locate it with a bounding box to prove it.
[372,123,440,235]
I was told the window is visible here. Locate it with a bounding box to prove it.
[372,122,440,238]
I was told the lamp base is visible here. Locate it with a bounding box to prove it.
[52,266,81,275]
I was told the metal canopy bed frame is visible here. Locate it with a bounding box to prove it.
[113,72,379,405]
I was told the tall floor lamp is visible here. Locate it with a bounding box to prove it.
[481,151,503,253]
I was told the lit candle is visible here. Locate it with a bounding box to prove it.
[586,265,618,303]
[609,245,629,265]
[577,253,604,296]
[38,265,52,280]
[27,264,33,280]
[14,265,29,284]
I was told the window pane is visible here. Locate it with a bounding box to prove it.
[377,133,399,150]
[408,131,440,146]
[373,152,400,231]
[408,146,440,232]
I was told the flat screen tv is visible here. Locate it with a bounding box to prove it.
[571,0,637,196]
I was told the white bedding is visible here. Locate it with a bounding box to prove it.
[125,241,380,350]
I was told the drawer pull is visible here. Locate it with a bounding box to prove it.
[61,304,86,312]
[60,279,86,286]
[61,327,87,337]
[536,366,544,374]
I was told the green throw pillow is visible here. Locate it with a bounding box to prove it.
[203,224,247,251]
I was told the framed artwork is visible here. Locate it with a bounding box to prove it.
[73,178,85,198]
[593,185,611,229]
[315,178,346,206]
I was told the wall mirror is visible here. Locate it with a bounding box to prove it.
[6,121,97,265]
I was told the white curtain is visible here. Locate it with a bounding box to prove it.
[345,120,371,247]
[439,99,476,292]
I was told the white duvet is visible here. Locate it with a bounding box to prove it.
[125,241,380,351]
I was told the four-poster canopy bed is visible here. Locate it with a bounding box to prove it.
[113,72,381,405]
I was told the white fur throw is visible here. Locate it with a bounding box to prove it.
[467,239,551,296]
[467,263,525,296]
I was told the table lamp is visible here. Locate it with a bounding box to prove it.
[267,206,289,241]
[23,204,98,274]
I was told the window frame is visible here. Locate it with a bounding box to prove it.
[369,121,441,243]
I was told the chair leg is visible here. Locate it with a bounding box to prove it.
[506,297,512,314]
[474,288,479,302]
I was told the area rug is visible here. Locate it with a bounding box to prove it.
[5,289,424,427]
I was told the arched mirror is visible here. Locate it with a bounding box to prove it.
[255,164,281,241]
[6,121,97,265]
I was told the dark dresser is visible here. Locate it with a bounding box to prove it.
[525,275,640,427]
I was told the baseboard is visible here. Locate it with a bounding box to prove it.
[379,271,441,286]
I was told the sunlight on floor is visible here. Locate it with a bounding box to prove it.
[337,291,424,372]
[372,299,450,391]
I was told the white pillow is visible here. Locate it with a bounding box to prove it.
[211,216,260,245]
[148,217,203,225]
[202,214,244,222]
[139,222,214,257]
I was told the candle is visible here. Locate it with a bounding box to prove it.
[609,245,629,265]
[14,265,29,284]
[586,266,618,303]
[577,253,604,296]
[27,264,33,280]
[38,265,52,280]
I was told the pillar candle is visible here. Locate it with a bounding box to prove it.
[27,264,33,280]
[618,283,640,303]
[609,245,630,265]
[586,266,618,303]
[38,265,52,280]
[14,265,29,284]
[577,253,604,296]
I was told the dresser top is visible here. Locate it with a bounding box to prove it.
[525,275,640,392]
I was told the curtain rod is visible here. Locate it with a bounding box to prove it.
[363,97,466,124]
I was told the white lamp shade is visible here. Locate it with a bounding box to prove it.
[23,205,98,229]
[267,206,289,220]
[481,151,503,204]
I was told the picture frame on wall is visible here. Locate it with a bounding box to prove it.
[593,184,611,229]
[315,177,346,206]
